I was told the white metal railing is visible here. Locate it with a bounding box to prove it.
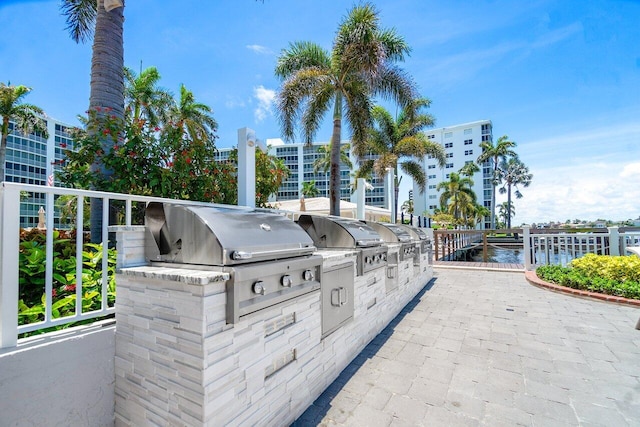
[0,182,244,349]
[523,226,640,270]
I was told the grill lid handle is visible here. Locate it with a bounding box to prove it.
[231,246,316,261]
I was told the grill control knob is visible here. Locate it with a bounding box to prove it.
[382,253,387,261]
[253,281,266,295]
[281,275,293,287]
[303,269,315,281]
[374,255,380,263]
[365,256,372,264]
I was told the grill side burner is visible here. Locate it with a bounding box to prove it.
[297,214,387,275]
[145,202,322,324]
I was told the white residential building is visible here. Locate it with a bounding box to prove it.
[216,139,388,208]
[413,119,493,229]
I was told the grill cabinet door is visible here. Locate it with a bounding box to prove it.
[321,262,355,338]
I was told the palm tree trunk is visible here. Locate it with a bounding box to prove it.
[507,183,512,230]
[329,94,342,216]
[490,160,497,229]
[89,0,125,243]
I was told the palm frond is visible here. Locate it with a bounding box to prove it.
[61,0,97,44]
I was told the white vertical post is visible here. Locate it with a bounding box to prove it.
[608,226,620,256]
[238,127,256,208]
[0,184,21,348]
[356,178,365,220]
[386,168,395,223]
[523,225,532,271]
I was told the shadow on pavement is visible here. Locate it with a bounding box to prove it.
[291,277,438,426]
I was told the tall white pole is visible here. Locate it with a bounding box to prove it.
[356,178,365,220]
[237,128,256,208]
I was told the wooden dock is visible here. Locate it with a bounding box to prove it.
[433,260,524,271]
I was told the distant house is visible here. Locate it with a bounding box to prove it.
[593,220,607,228]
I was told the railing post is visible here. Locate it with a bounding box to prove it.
[523,225,532,271]
[608,226,620,256]
[483,231,488,262]
[0,184,21,348]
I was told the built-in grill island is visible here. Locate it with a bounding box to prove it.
[113,206,435,426]
[144,202,322,323]
[396,223,432,272]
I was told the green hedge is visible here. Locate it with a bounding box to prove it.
[536,254,640,300]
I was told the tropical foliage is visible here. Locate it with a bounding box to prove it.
[0,83,48,182]
[275,2,416,216]
[536,254,640,300]
[301,180,319,197]
[359,98,445,221]
[18,228,117,336]
[437,172,477,227]
[497,201,515,229]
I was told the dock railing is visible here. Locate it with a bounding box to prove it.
[433,226,640,271]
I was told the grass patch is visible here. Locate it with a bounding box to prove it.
[536,253,640,300]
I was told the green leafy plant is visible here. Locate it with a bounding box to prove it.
[536,254,640,300]
[18,229,116,336]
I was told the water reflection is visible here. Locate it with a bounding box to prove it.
[471,247,524,264]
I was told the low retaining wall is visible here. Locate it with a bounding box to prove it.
[0,322,116,426]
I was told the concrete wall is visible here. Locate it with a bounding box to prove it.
[0,322,116,427]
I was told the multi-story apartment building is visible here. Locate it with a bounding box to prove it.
[4,117,74,228]
[216,138,389,208]
[413,120,493,229]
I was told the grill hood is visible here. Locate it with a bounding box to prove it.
[145,202,316,266]
[362,221,412,243]
[297,214,384,249]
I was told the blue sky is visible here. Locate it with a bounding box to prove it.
[1,0,639,224]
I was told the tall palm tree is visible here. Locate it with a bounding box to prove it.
[0,83,48,181]
[401,199,413,215]
[437,172,477,227]
[459,161,480,178]
[359,99,445,222]
[496,157,532,229]
[62,0,124,242]
[275,3,416,216]
[124,66,173,130]
[169,84,218,145]
[476,135,517,229]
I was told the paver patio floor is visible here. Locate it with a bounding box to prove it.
[293,268,640,426]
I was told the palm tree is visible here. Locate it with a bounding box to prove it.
[437,172,477,227]
[0,83,48,182]
[124,66,173,130]
[169,84,218,145]
[62,0,124,242]
[313,143,353,174]
[476,135,517,229]
[495,157,532,229]
[401,199,413,214]
[301,180,319,198]
[275,3,416,216]
[359,99,446,223]
[459,161,480,178]
[497,201,515,229]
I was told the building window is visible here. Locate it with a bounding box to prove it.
[464,139,473,145]
[428,164,436,169]
[482,135,491,142]
[427,134,435,139]
[446,153,453,158]
[445,163,454,169]
[464,128,472,135]
[429,195,437,199]
[428,174,436,179]
[428,184,436,189]
[444,142,453,148]
[464,150,473,155]
[429,205,437,210]
[446,174,450,179]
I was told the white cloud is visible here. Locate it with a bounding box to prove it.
[253,85,275,123]
[620,163,640,178]
[246,44,272,55]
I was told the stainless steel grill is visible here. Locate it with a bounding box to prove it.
[296,214,388,276]
[362,221,417,261]
[145,202,322,323]
[396,224,431,254]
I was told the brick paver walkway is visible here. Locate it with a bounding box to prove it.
[293,268,640,426]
